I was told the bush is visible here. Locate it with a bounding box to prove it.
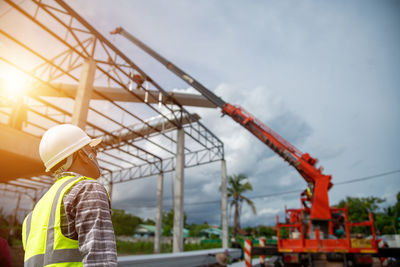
[111,209,142,236]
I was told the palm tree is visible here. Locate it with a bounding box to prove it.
[226,173,256,236]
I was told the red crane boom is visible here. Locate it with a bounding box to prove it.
[222,103,332,220]
[111,27,333,221]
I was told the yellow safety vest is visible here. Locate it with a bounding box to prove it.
[22,175,95,267]
[307,186,313,198]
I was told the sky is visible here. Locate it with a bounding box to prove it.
[1,0,400,227]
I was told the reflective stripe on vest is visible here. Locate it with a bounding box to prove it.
[25,249,82,267]
[24,212,32,249]
[24,176,85,266]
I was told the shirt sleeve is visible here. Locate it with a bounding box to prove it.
[63,179,117,267]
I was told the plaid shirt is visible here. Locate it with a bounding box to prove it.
[57,172,117,266]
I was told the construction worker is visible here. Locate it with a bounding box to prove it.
[301,183,314,209]
[22,124,117,266]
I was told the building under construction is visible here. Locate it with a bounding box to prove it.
[0,0,230,258]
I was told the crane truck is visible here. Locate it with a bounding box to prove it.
[111,27,398,266]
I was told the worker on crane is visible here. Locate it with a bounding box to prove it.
[301,183,314,210]
[21,124,117,266]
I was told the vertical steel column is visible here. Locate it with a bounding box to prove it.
[154,172,164,253]
[71,58,96,128]
[173,128,185,252]
[221,159,228,248]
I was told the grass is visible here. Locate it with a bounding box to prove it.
[116,240,223,255]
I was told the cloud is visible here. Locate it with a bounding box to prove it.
[259,208,281,216]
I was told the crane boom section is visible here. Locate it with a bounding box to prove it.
[223,104,301,166]
[223,104,331,183]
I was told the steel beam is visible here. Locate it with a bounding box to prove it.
[71,58,96,128]
[101,114,200,149]
[36,83,216,108]
[105,146,223,184]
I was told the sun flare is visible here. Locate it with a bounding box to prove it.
[0,67,30,99]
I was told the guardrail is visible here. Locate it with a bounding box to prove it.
[118,248,242,266]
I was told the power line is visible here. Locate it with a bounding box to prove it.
[113,169,400,209]
[334,169,400,185]
[245,169,400,202]
[182,169,400,206]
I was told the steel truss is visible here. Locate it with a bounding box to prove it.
[0,0,224,195]
[0,178,49,202]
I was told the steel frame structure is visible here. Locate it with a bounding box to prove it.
[0,0,223,196]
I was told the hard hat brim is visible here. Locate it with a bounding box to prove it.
[44,138,101,172]
[89,138,102,147]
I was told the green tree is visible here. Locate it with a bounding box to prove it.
[245,226,256,237]
[337,196,385,222]
[111,209,143,236]
[188,221,209,237]
[162,209,187,236]
[391,192,400,234]
[381,192,400,234]
[336,195,396,234]
[375,212,396,234]
[226,173,256,237]
[143,218,156,225]
[258,225,277,238]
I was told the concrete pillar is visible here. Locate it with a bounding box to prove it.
[154,172,164,253]
[221,159,229,248]
[71,58,96,128]
[108,179,113,201]
[103,172,113,200]
[173,128,185,252]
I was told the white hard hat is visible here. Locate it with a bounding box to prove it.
[39,124,101,172]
